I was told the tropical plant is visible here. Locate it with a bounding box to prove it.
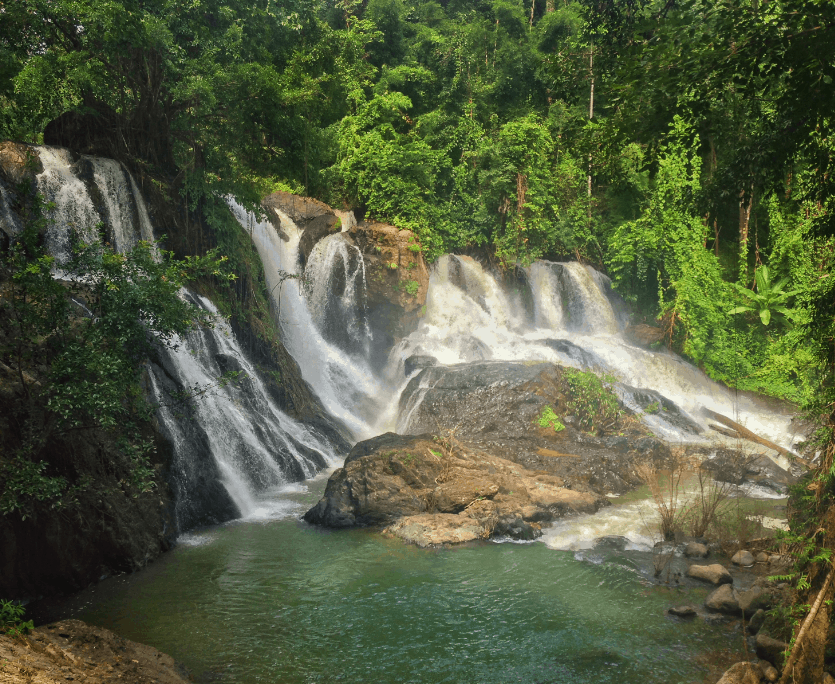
[729,265,800,327]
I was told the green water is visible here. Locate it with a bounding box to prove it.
[58,481,737,684]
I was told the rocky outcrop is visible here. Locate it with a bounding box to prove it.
[262,191,341,267]
[701,448,796,496]
[349,220,429,350]
[0,619,190,683]
[304,432,607,545]
[397,361,670,495]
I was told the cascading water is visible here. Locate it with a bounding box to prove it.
[21,146,344,533]
[391,254,799,453]
[148,293,341,531]
[228,200,395,440]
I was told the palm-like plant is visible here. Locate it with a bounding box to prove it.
[729,265,799,326]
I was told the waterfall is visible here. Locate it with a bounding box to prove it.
[228,200,395,440]
[391,254,799,454]
[21,146,344,533]
[148,293,341,531]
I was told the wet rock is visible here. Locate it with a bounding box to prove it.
[701,448,796,496]
[404,354,437,376]
[385,514,486,547]
[349,220,429,350]
[397,361,669,495]
[756,552,770,563]
[759,662,778,682]
[687,563,733,585]
[738,586,773,614]
[755,633,789,666]
[706,584,742,615]
[304,433,607,543]
[733,550,756,566]
[624,323,665,347]
[748,609,767,635]
[668,605,697,618]
[684,541,709,558]
[716,662,762,684]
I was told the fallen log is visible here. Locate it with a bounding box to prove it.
[702,408,811,469]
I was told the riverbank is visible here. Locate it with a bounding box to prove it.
[0,619,190,683]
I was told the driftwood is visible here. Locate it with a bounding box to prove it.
[702,408,811,469]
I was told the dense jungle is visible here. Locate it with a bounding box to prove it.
[1,1,835,683]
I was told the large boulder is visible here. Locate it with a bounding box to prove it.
[262,191,341,267]
[756,633,789,667]
[348,220,429,350]
[705,584,742,615]
[716,662,763,684]
[686,563,733,585]
[303,432,608,544]
[396,361,670,495]
[701,447,796,495]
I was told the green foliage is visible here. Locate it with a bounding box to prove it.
[562,368,620,434]
[536,405,565,433]
[0,600,32,638]
[644,402,660,415]
[399,279,420,297]
[729,265,800,327]
[0,197,232,519]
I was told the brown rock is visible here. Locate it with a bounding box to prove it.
[756,551,770,563]
[0,619,189,684]
[624,324,665,347]
[686,563,733,585]
[737,585,773,614]
[668,605,697,618]
[384,513,487,547]
[349,220,429,345]
[705,584,741,615]
[759,663,778,682]
[304,432,606,543]
[755,633,789,666]
[0,141,43,185]
[733,550,756,566]
[716,662,762,684]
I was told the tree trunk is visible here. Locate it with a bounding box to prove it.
[588,43,594,198]
[739,186,753,283]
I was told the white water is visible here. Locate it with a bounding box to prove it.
[26,147,343,533]
[148,294,341,529]
[392,254,798,453]
[35,147,101,261]
[229,200,396,440]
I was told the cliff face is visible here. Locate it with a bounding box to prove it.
[0,368,176,598]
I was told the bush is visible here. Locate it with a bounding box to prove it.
[562,368,621,434]
[0,600,33,637]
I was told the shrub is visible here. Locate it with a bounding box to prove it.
[562,368,621,434]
